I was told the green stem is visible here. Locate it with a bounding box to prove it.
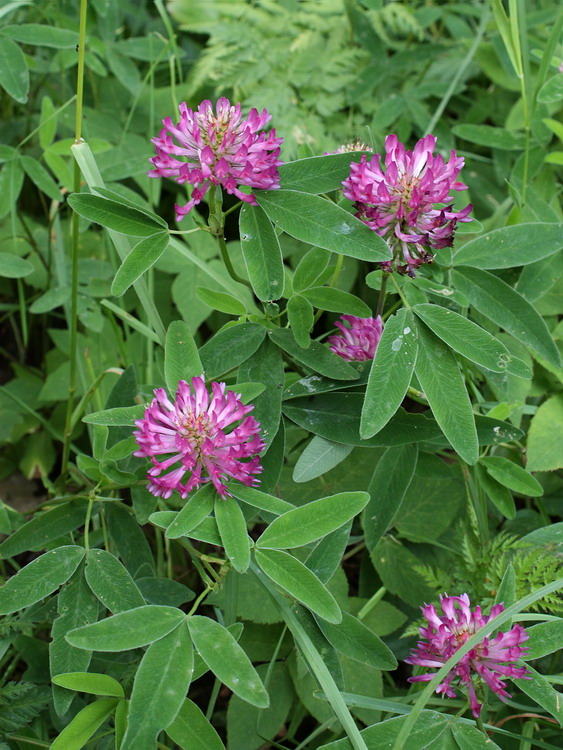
[376,273,388,317]
[83,495,95,551]
[357,586,386,620]
[61,0,88,483]
[186,586,213,618]
[329,253,344,288]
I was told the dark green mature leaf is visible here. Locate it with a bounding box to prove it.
[412,303,530,377]
[526,394,563,472]
[106,503,155,577]
[306,521,352,584]
[293,436,353,483]
[166,699,226,750]
[363,445,418,558]
[0,546,85,614]
[414,321,478,464]
[480,456,543,496]
[257,190,391,261]
[452,267,561,367]
[452,124,526,150]
[50,698,118,750]
[165,484,216,539]
[165,319,202,393]
[255,548,342,623]
[269,328,359,380]
[84,549,145,613]
[215,496,251,573]
[284,393,441,446]
[121,623,193,750]
[475,464,516,519]
[287,295,314,348]
[239,203,284,300]
[256,492,369,549]
[0,159,25,220]
[188,616,269,707]
[0,252,33,278]
[112,232,169,296]
[0,37,28,103]
[51,569,99,716]
[517,663,563,724]
[0,502,88,558]
[361,309,418,438]
[67,193,164,236]
[20,155,61,201]
[317,710,448,749]
[525,620,563,659]
[315,612,397,670]
[453,223,563,269]
[293,247,331,292]
[66,606,185,651]
[451,723,502,749]
[301,287,371,317]
[278,152,367,194]
[199,323,267,379]
[227,484,295,515]
[1,23,79,48]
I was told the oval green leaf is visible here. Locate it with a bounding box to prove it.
[164,319,203,393]
[214,496,251,573]
[0,502,88,558]
[0,37,28,103]
[239,203,285,300]
[256,491,369,550]
[50,698,118,750]
[480,456,543,497]
[112,232,169,296]
[269,328,358,380]
[165,484,216,539]
[166,699,225,750]
[199,323,266,379]
[52,672,124,698]
[67,193,164,236]
[66,605,185,651]
[287,295,314,349]
[414,320,478,464]
[0,252,34,279]
[453,223,563,269]
[254,548,342,623]
[315,611,397,670]
[301,286,372,317]
[256,189,391,262]
[0,545,84,614]
[293,436,353,483]
[84,549,145,613]
[226,484,295,515]
[196,286,247,315]
[278,152,368,194]
[188,615,269,707]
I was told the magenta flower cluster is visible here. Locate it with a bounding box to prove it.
[134,377,265,500]
[406,594,529,718]
[148,97,283,221]
[328,315,383,362]
[343,134,472,276]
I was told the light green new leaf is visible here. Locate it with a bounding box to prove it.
[293,246,331,292]
[256,492,369,550]
[414,321,478,464]
[165,484,216,539]
[66,605,185,651]
[226,484,295,515]
[121,622,193,750]
[453,223,563,269]
[67,193,164,236]
[255,548,342,623]
[215,496,251,573]
[164,319,203,393]
[84,549,145,613]
[166,699,225,750]
[316,612,397,670]
[412,303,528,376]
[0,546,84,614]
[453,267,560,368]
[1,23,78,48]
[0,37,28,102]
[82,405,145,426]
[239,203,284,300]
[52,672,124,698]
[196,287,247,315]
[526,394,563,472]
[50,698,118,750]
[360,309,417,438]
[301,286,372,317]
[517,663,563,724]
[257,189,391,261]
[525,620,563,660]
[293,436,353,483]
[480,456,543,496]
[188,615,269,708]
[112,232,169,296]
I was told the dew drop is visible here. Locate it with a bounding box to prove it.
[391,337,403,351]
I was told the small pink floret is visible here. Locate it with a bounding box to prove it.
[133,376,266,499]
[405,593,530,718]
[148,98,283,219]
[342,134,472,275]
[327,315,383,362]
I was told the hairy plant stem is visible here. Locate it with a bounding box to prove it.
[376,272,388,317]
[60,0,88,484]
[208,188,249,286]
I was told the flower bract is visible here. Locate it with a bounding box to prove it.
[328,314,383,362]
[148,97,283,221]
[405,593,529,718]
[342,134,472,276]
[134,376,265,499]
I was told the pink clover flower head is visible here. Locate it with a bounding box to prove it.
[328,315,383,362]
[405,593,530,718]
[342,134,472,276]
[148,98,283,221]
[133,376,265,500]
